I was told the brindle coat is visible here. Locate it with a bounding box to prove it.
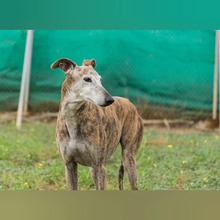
[51,58,143,190]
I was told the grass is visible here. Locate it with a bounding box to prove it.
[0,121,220,190]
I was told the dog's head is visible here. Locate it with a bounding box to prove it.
[51,58,114,107]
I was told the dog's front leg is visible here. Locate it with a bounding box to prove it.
[65,161,78,190]
[91,164,107,190]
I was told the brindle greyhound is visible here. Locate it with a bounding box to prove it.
[51,58,143,190]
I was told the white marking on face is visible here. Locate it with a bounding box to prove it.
[76,72,109,106]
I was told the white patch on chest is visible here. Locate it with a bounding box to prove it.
[68,139,86,154]
[58,135,93,166]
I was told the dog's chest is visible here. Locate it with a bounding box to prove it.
[58,136,94,166]
[58,115,104,166]
[66,125,95,166]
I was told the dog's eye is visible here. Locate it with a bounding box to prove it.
[83,77,92,83]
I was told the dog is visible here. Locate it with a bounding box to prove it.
[51,58,143,190]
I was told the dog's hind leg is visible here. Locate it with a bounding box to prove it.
[65,161,78,190]
[118,162,124,190]
[122,149,138,190]
[120,116,143,190]
[91,164,107,190]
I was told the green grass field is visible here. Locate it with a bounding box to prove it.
[0,121,220,190]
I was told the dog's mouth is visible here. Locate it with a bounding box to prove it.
[86,98,114,107]
[100,104,109,107]
[100,102,114,107]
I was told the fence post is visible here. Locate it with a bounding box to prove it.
[16,30,34,129]
[212,30,219,120]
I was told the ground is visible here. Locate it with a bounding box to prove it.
[0,121,220,190]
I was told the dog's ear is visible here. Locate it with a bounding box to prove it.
[82,59,96,68]
[50,58,77,73]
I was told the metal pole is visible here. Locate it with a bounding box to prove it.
[16,30,34,128]
[23,30,34,113]
[218,30,220,134]
[212,30,219,120]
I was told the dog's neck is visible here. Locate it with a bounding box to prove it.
[60,97,92,135]
[61,98,88,117]
[60,90,86,114]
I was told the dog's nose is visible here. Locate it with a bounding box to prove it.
[105,96,114,106]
